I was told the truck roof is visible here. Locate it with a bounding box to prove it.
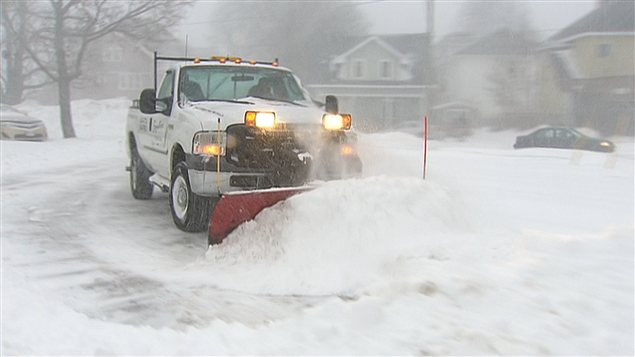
[173,61,293,72]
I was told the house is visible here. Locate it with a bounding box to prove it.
[78,33,156,100]
[538,0,634,135]
[435,29,538,130]
[30,33,183,104]
[306,34,435,132]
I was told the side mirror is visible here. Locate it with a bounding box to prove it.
[325,95,338,114]
[139,88,157,114]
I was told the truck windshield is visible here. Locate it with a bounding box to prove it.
[179,66,307,103]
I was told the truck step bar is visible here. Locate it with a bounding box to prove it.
[149,174,170,193]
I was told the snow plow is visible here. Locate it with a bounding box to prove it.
[208,186,313,245]
[125,53,362,245]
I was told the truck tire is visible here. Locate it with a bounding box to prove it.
[130,147,153,200]
[169,162,213,232]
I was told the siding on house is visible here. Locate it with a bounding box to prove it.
[571,35,634,78]
[539,1,634,135]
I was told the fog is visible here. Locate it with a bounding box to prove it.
[4,0,631,137]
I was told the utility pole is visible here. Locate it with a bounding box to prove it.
[426,0,437,125]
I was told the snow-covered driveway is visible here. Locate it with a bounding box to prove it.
[2,99,633,355]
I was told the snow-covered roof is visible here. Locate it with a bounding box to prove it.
[456,29,537,56]
[549,1,635,43]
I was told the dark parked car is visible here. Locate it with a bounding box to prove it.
[513,127,614,153]
[0,104,48,141]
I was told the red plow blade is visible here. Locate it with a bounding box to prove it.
[208,186,312,245]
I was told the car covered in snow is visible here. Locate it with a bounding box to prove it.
[513,127,614,153]
[126,54,362,233]
[0,104,48,141]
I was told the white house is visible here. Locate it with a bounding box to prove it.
[436,29,538,129]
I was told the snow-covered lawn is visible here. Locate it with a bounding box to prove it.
[1,99,633,355]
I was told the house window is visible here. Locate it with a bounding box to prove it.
[103,45,123,62]
[379,60,393,79]
[351,59,366,79]
[597,43,612,57]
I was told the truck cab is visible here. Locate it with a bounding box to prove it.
[126,55,362,232]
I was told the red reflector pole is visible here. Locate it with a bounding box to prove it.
[423,115,428,180]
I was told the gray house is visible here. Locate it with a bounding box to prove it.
[306,34,434,132]
[30,32,181,104]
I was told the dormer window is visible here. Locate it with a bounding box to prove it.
[379,60,394,79]
[103,45,123,62]
[351,59,366,79]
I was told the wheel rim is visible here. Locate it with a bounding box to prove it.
[172,175,189,221]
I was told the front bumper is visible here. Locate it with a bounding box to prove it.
[186,149,362,196]
[1,125,48,141]
[186,153,290,195]
[188,169,271,196]
[186,125,362,196]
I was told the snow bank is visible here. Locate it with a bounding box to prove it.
[205,176,468,295]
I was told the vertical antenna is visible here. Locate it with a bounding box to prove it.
[153,51,157,93]
[423,115,428,180]
[185,35,189,57]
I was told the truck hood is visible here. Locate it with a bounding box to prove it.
[180,98,325,130]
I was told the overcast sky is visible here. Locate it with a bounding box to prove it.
[176,1,597,50]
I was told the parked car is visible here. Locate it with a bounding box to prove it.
[0,104,48,141]
[513,127,614,152]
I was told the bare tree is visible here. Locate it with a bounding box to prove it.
[1,1,53,104]
[208,2,368,80]
[487,56,536,128]
[457,1,533,38]
[19,0,190,138]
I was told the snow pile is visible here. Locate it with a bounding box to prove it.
[205,176,468,295]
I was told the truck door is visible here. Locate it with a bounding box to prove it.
[145,70,175,175]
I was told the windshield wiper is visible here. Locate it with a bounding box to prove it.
[246,95,306,107]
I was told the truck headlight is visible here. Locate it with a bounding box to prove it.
[245,111,276,129]
[193,131,225,156]
[322,114,352,130]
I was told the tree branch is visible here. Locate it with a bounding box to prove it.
[23,80,56,90]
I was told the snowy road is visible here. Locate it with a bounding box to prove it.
[3,154,322,330]
[2,99,634,354]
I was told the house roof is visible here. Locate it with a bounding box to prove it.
[434,32,474,59]
[550,1,635,42]
[333,36,405,63]
[457,29,537,56]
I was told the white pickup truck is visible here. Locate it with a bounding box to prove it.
[126,55,362,233]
